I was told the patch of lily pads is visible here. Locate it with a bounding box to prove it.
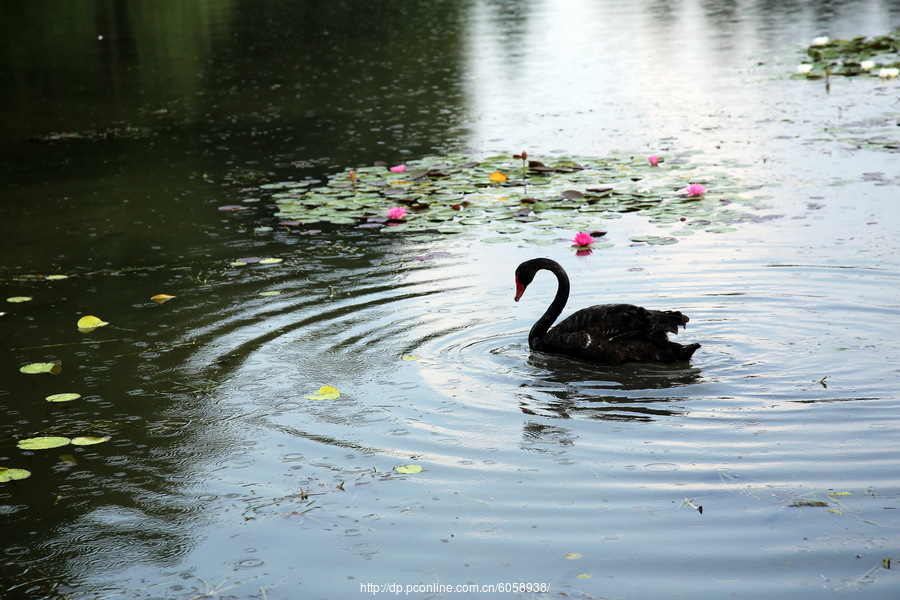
[261,152,767,243]
[795,30,900,79]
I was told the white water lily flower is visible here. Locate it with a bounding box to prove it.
[796,64,813,75]
[860,60,875,71]
[877,67,899,79]
[812,36,830,46]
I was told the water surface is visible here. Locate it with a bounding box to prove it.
[2,1,899,599]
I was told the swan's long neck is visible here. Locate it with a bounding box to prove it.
[529,262,570,349]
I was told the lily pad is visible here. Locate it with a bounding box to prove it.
[304,385,341,400]
[77,315,109,331]
[795,29,900,78]
[20,362,62,375]
[0,467,32,483]
[255,152,756,242]
[71,436,111,446]
[46,393,81,403]
[394,464,423,474]
[17,436,71,450]
[6,296,32,303]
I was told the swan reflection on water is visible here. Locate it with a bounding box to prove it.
[516,351,703,422]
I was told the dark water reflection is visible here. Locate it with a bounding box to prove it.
[2,1,900,599]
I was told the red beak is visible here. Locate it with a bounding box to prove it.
[514,279,525,302]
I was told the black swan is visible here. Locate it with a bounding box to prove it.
[514,258,700,364]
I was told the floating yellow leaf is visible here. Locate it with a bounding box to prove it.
[77,315,109,331]
[564,553,583,560]
[576,573,592,579]
[45,274,69,280]
[258,258,283,265]
[259,290,282,296]
[304,385,341,400]
[71,436,111,446]
[401,354,421,361]
[46,393,81,403]
[151,294,176,304]
[489,171,508,183]
[6,296,32,303]
[17,436,71,450]
[0,467,32,483]
[394,464,423,474]
[20,362,62,375]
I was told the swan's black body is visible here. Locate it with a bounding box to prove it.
[514,258,700,365]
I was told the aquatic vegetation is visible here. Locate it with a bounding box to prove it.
[262,152,761,244]
[76,315,109,332]
[681,183,707,197]
[386,206,407,221]
[17,436,73,450]
[45,393,82,403]
[795,29,900,78]
[389,164,406,173]
[0,467,31,483]
[304,385,341,400]
[393,464,423,474]
[823,113,900,152]
[19,361,62,375]
[648,155,660,166]
[571,232,594,247]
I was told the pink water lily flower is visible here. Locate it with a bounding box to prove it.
[648,155,660,166]
[682,183,706,197]
[386,206,407,221]
[390,164,406,173]
[571,232,594,247]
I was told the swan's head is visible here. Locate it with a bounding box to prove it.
[515,257,564,302]
[514,263,537,302]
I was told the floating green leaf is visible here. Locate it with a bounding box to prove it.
[253,152,759,243]
[0,467,31,483]
[6,296,32,303]
[45,274,69,280]
[46,393,81,403]
[77,315,109,331]
[71,436,111,446]
[304,385,341,400]
[394,464,423,474]
[17,436,71,450]
[795,29,900,79]
[20,362,62,375]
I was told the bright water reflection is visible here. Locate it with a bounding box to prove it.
[2,1,900,599]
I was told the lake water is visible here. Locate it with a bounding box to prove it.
[2,1,900,599]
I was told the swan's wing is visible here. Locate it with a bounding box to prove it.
[536,303,698,365]
[549,304,689,343]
